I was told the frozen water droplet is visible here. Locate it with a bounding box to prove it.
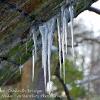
[46,81,54,94]
[47,18,55,84]
[19,65,23,74]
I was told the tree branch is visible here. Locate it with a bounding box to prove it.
[55,63,72,100]
[75,34,100,44]
[88,6,100,15]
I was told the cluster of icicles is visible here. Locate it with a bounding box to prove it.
[20,4,75,94]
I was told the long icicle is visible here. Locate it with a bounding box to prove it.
[61,6,66,83]
[32,49,35,81]
[39,25,48,91]
[63,8,69,83]
[47,18,55,94]
[47,33,51,94]
[57,16,62,77]
[69,5,75,60]
[63,9,68,84]
[39,18,55,93]
[64,8,69,56]
[31,28,37,81]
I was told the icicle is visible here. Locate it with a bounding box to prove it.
[39,24,48,91]
[47,18,55,94]
[64,8,69,56]
[62,31,66,83]
[48,33,52,85]
[63,9,69,83]
[61,6,66,83]
[69,5,75,60]
[25,42,28,54]
[19,65,23,74]
[32,30,37,59]
[62,8,69,83]
[39,18,55,93]
[31,27,38,81]
[19,57,22,74]
[32,49,35,81]
[57,16,62,77]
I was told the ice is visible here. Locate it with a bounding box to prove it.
[46,81,54,94]
[69,5,75,60]
[32,49,35,81]
[64,8,69,56]
[47,18,55,94]
[39,18,55,92]
[31,27,38,81]
[57,17,62,77]
[39,24,48,91]
[47,18,55,84]
[61,6,66,83]
[32,29,37,59]
[19,65,23,74]
[25,42,28,54]
[19,57,22,74]
[58,6,70,83]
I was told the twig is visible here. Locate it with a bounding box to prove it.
[55,63,72,100]
[88,6,100,15]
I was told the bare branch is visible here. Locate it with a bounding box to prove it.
[55,63,73,100]
[75,34,100,44]
[88,6,100,15]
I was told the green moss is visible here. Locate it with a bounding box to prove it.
[7,39,33,65]
[7,45,20,57]
[74,0,93,16]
